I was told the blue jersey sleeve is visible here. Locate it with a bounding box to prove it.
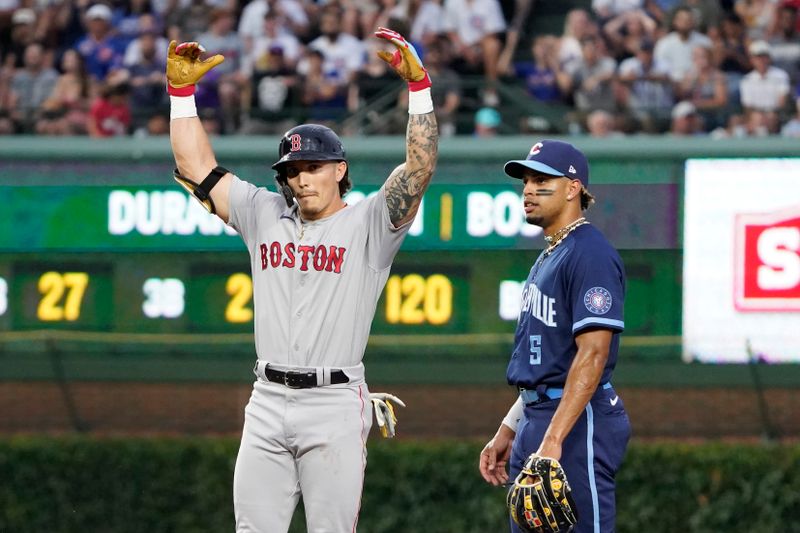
[568,242,625,335]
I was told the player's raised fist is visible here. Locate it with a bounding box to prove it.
[166,40,225,96]
[374,27,431,91]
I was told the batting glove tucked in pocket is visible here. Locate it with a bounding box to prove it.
[369,392,406,438]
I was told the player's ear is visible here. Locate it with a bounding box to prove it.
[336,161,347,181]
[567,179,581,200]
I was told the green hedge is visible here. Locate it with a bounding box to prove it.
[1,437,799,532]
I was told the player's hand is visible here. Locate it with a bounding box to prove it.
[166,40,225,95]
[369,392,405,438]
[479,424,515,486]
[535,439,562,462]
[374,27,431,90]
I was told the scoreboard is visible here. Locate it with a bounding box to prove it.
[0,251,532,335]
[0,178,680,352]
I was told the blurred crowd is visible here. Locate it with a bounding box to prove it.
[1,0,799,137]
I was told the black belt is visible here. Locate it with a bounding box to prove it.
[264,367,349,389]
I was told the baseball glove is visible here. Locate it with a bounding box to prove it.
[369,392,405,438]
[507,454,578,533]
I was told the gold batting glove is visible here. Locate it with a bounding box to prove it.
[369,392,406,438]
[166,40,225,96]
[374,27,431,91]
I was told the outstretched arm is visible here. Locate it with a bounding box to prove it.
[374,27,439,228]
[166,41,233,222]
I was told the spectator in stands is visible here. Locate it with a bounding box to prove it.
[9,42,58,132]
[734,0,777,40]
[665,0,722,34]
[473,106,500,136]
[36,48,91,135]
[373,0,406,38]
[740,40,791,116]
[654,6,712,82]
[767,4,800,83]
[299,48,347,125]
[558,9,598,75]
[87,80,131,137]
[618,39,674,131]
[348,40,402,133]
[0,65,15,134]
[197,8,246,132]
[780,89,800,136]
[713,12,751,74]
[4,8,38,69]
[123,13,168,68]
[114,0,156,44]
[123,26,166,131]
[238,0,310,53]
[586,108,625,136]
[515,34,562,104]
[565,35,618,115]
[442,0,506,105]
[243,11,302,76]
[386,0,444,48]
[678,44,728,130]
[309,6,367,86]
[592,0,644,23]
[410,36,461,136]
[497,0,533,76]
[603,8,658,61]
[76,4,126,82]
[166,0,211,42]
[669,99,704,134]
[242,45,298,134]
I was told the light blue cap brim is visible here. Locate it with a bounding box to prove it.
[503,160,564,179]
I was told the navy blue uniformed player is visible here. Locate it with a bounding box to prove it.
[478,140,632,533]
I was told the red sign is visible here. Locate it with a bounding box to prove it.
[734,207,800,311]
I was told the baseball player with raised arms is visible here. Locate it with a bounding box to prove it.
[166,28,438,532]
[478,141,631,532]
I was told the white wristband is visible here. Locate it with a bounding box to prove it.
[170,95,198,120]
[408,87,433,115]
[501,396,524,433]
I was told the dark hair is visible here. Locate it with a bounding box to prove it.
[338,163,351,196]
[580,187,595,211]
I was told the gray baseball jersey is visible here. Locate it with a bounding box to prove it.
[227,174,411,367]
[228,175,411,532]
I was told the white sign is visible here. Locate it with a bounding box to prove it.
[683,159,800,363]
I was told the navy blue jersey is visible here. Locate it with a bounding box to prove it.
[507,224,625,389]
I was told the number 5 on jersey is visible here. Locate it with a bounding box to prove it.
[529,335,542,365]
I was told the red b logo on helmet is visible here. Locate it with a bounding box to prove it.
[290,134,302,152]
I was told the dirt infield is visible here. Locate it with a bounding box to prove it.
[1,382,798,439]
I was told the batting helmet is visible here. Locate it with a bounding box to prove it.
[272,124,351,196]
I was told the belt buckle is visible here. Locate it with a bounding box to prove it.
[283,372,302,389]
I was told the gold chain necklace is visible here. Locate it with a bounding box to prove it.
[542,217,588,257]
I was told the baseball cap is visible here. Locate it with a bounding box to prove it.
[504,140,589,187]
[12,8,36,25]
[475,107,501,128]
[86,4,112,21]
[749,40,771,57]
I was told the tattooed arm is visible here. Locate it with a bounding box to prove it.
[373,27,439,228]
[384,112,438,227]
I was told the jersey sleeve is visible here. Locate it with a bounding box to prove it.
[362,185,413,271]
[568,243,625,335]
[227,175,283,250]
